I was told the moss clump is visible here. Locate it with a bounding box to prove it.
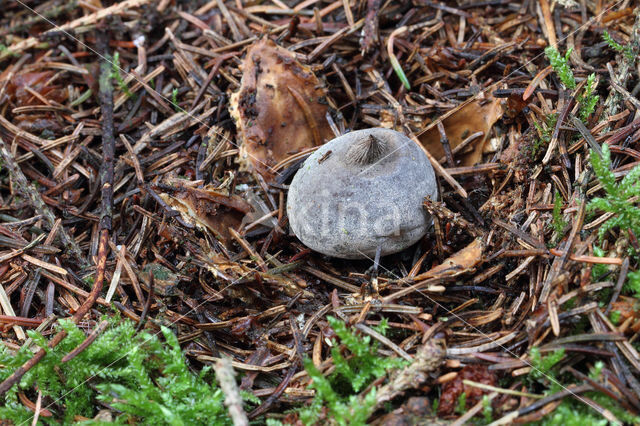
[0,317,253,424]
[299,317,406,425]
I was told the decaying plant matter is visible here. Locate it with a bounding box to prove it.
[229,38,334,181]
[1,1,640,425]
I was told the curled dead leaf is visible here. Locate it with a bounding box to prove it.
[419,96,504,167]
[229,38,333,181]
[157,180,251,246]
[415,238,485,281]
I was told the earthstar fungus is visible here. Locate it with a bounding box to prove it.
[287,128,438,259]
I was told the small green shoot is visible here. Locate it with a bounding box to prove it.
[0,44,19,58]
[552,191,567,238]
[588,143,640,240]
[110,52,135,99]
[603,30,634,61]
[69,89,93,107]
[455,392,467,414]
[588,361,604,381]
[532,113,557,157]
[432,398,439,413]
[544,47,576,90]
[591,245,609,281]
[171,87,180,111]
[300,317,406,425]
[389,55,411,90]
[578,73,599,121]
[482,395,493,423]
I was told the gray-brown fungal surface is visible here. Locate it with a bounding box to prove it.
[287,128,438,259]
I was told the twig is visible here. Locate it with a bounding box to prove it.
[190,52,236,109]
[98,37,116,234]
[538,0,556,47]
[248,360,299,419]
[0,28,115,396]
[32,390,43,426]
[135,272,155,332]
[572,116,602,156]
[437,121,455,167]
[369,337,445,410]
[540,198,586,304]
[61,320,110,363]
[605,257,629,315]
[214,358,249,426]
[360,0,382,53]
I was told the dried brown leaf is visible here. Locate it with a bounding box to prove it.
[415,238,485,281]
[159,182,251,245]
[229,38,333,181]
[420,97,503,166]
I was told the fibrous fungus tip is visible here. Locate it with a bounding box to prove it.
[346,134,390,165]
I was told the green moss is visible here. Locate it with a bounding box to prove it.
[0,317,250,424]
[609,310,621,325]
[603,30,634,61]
[171,88,180,112]
[529,351,640,425]
[544,47,576,90]
[624,270,640,298]
[109,52,135,100]
[528,347,565,384]
[588,144,640,241]
[300,317,406,425]
[552,191,567,243]
[536,400,608,426]
[535,390,640,426]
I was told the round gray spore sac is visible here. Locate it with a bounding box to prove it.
[286,128,438,259]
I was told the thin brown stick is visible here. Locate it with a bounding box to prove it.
[61,320,110,363]
[0,30,115,396]
[437,121,455,167]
